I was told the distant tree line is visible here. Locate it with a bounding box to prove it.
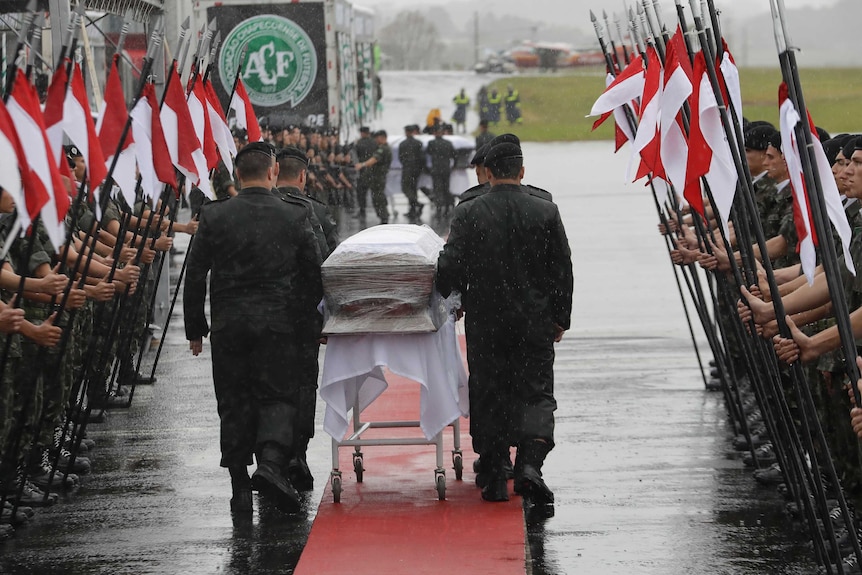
[378,11,442,70]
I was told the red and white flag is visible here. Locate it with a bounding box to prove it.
[96,58,137,209]
[204,77,237,173]
[806,109,855,277]
[64,63,107,191]
[628,46,664,182]
[162,62,209,198]
[686,51,736,234]
[8,70,69,250]
[229,76,262,142]
[718,39,743,138]
[591,73,634,153]
[131,83,177,203]
[589,54,645,118]
[779,83,817,284]
[43,63,69,171]
[659,27,693,199]
[0,98,29,237]
[188,79,218,170]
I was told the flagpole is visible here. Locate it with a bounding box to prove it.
[769,0,862,566]
[56,18,168,482]
[147,32,242,391]
[682,0,814,512]
[0,5,86,513]
[75,14,196,424]
[612,12,631,65]
[688,1,844,565]
[591,12,719,392]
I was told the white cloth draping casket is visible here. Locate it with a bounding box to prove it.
[320,317,469,441]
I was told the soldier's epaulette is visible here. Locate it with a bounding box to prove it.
[308,195,327,206]
[458,183,488,204]
[199,196,231,210]
[524,185,553,202]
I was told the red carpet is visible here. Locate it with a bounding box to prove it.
[295,336,527,575]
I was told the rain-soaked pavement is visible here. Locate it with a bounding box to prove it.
[0,72,822,574]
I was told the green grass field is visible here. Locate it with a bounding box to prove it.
[485,67,862,142]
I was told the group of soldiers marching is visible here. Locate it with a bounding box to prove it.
[667,121,862,572]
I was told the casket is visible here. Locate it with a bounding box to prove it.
[321,224,450,335]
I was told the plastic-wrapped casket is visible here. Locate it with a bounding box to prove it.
[321,225,449,335]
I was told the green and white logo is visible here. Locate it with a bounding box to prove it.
[219,14,317,108]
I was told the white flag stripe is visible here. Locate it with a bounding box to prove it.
[8,97,63,248]
[130,97,159,203]
[779,99,817,284]
[698,72,737,240]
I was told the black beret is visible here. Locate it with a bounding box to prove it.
[235,141,276,163]
[746,120,775,131]
[374,129,387,137]
[744,125,777,151]
[65,144,82,160]
[767,131,782,152]
[359,126,371,133]
[823,134,854,166]
[488,133,521,149]
[485,142,523,167]
[815,126,830,142]
[277,145,309,166]
[854,136,862,152]
[842,136,861,161]
[471,144,489,166]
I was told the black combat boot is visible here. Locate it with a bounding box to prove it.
[287,435,314,492]
[251,442,300,513]
[514,440,554,507]
[229,466,253,514]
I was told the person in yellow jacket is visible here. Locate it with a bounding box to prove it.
[504,85,522,125]
[452,88,470,134]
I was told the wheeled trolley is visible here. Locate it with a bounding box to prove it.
[329,393,462,503]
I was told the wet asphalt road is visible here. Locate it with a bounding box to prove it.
[0,72,824,574]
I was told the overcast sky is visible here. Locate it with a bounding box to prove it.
[358,0,843,22]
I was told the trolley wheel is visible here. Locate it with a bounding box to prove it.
[436,473,446,501]
[452,452,463,481]
[353,455,364,483]
[331,473,342,503]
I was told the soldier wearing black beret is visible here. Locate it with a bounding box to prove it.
[184,137,323,515]
[437,138,572,512]
[399,124,425,222]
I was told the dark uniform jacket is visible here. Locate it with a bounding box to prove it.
[355,136,377,183]
[426,137,456,175]
[456,182,552,208]
[437,183,573,332]
[183,187,323,341]
[370,143,392,185]
[399,136,425,174]
[274,186,339,259]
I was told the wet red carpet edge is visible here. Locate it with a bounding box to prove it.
[294,335,527,575]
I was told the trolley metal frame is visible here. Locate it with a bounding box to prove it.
[329,391,462,503]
